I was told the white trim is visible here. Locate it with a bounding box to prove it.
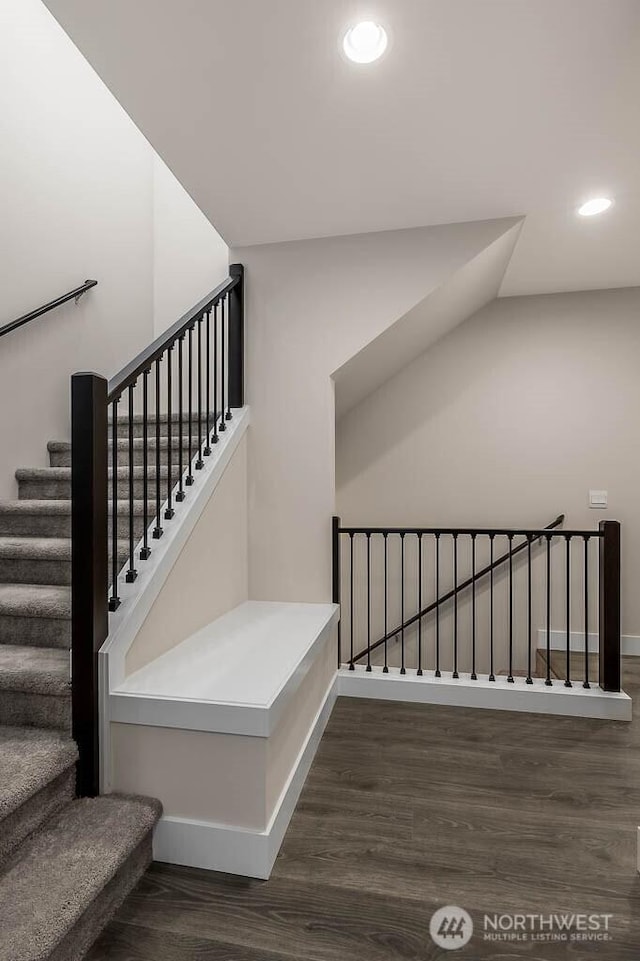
[537,629,640,657]
[108,602,339,737]
[152,678,337,878]
[99,407,250,792]
[337,665,632,721]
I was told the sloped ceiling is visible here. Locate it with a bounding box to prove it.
[334,220,522,417]
[42,0,640,295]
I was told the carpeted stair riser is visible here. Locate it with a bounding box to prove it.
[18,466,186,501]
[0,614,70,649]
[0,544,131,587]
[0,767,74,867]
[0,691,70,731]
[0,502,153,539]
[48,437,193,469]
[48,834,153,961]
[111,411,221,439]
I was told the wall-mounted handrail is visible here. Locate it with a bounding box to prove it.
[346,514,566,665]
[0,280,97,340]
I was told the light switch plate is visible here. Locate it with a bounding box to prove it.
[589,490,608,509]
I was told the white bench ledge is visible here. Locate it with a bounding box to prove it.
[110,600,339,736]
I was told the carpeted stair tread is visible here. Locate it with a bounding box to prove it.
[0,727,77,822]
[48,437,192,453]
[0,794,162,961]
[0,584,70,621]
[0,501,72,517]
[0,500,151,516]
[17,466,179,480]
[0,536,130,559]
[0,645,69,695]
[0,537,71,560]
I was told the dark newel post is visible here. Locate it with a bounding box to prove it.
[599,519,621,693]
[228,263,244,409]
[332,516,341,667]
[71,373,108,797]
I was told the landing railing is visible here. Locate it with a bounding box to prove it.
[71,265,244,796]
[332,516,621,695]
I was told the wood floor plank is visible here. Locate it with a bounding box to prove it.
[112,863,431,961]
[87,920,297,961]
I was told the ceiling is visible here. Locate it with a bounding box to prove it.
[43,0,640,294]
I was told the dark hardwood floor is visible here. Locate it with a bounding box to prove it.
[88,661,640,960]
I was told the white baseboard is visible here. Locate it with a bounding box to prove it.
[152,677,337,878]
[537,629,640,657]
[338,665,632,721]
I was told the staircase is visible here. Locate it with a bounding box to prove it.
[0,428,170,960]
[0,268,244,957]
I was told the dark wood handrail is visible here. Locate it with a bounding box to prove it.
[108,270,241,401]
[0,280,97,340]
[349,513,566,664]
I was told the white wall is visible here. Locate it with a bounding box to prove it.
[233,218,520,604]
[125,434,248,675]
[0,0,227,498]
[152,155,229,336]
[336,287,640,644]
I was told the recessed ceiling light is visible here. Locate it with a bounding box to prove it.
[578,197,613,217]
[342,21,388,64]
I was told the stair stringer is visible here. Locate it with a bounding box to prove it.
[98,406,250,792]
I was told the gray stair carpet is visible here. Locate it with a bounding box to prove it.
[0,424,181,958]
[0,727,77,863]
[0,794,162,961]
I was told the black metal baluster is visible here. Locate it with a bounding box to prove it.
[196,315,204,470]
[204,309,212,456]
[565,535,572,687]
[186,326,194,485]
[417,534,423,676]
[349,533,354,669]
[400,533,406,675]
[213,302,219,445]
[435,533,441,677]
[507,534,514,682]
[526,535,533,684]
[125,384,137,583]
[453,533,459,678]
[584,536,590,689]
[489,534,495,681]
[165,346,175,520]
[219,297,227,432]
[153,358,163,538]
[176,337,186,502]
[108,398,120,611]
[366,533,372,672]
[383,533,389,673]
[226,290,233,422]
[471,534,477,680]
[545,534,552,686]
[140,370,151,560]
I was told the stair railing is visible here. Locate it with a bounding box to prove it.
[332,516,621,694]
[71,265,244,796]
